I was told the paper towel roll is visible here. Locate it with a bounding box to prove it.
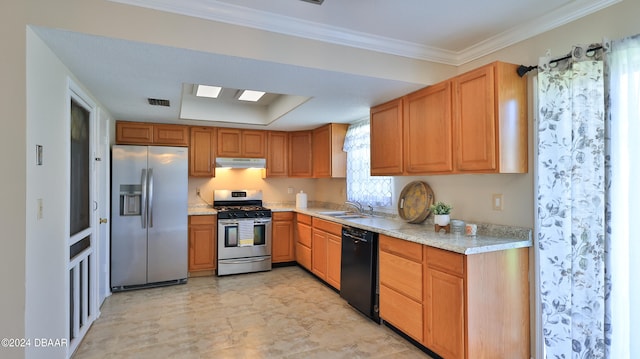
[296,190,307,208]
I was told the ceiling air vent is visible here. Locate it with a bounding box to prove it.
[147,98,170,107]
[299,0,324,4]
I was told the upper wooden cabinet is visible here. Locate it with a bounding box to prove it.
[265,131,289,178]
[312,123,348,178]
[404,81,453,174]
[370,61,527,176]
[289,130,313,178]
[217,128,266,158]
[116,121,189,146]
[189,127,216,177]
[370,98,404,175]
[453,62,527,173]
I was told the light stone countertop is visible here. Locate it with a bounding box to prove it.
[189,204,532,255]
[271,205,532,255]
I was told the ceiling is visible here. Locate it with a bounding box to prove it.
[34,0,619,131]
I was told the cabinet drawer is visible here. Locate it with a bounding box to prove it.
[189,215,216,225]
[312,217,342,236]
[297,223,312,248]
[425,246,464,276]
[296,213,312,225]
[380,284,423,342]
[273,211,294,221]
[296,243,311,270]
[380,250,423,302]
[380,234,423,263]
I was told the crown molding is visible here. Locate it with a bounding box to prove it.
[109,0,622,66]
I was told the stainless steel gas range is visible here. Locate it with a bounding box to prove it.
[214,190,272,276]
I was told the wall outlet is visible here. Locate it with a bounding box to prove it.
[287,187,294,194]
[492,194,503,211]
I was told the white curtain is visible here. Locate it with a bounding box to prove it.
[536,36,640,359]
[605,34,640,359]
[343,119,392,207]
[536,46,607,358]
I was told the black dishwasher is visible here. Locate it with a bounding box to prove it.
[340,226,380,323]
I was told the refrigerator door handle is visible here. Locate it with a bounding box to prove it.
[148,168,154,228]
[141,168,148,229]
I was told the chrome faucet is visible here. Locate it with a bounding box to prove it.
[344,201,364,214]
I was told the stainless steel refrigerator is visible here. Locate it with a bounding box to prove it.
[111,145,188,291]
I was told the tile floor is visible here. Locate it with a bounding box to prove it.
[73,266,432,358]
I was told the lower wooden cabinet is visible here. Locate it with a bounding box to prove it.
[311,217,342,290]
[272,211,295,263]
[379,235,530,359]
[188,215,216,273]
[379,234,424,342]
[295,214,312,270]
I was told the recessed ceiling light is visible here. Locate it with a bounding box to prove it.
[196,85,222,98]
[238,90,266,102]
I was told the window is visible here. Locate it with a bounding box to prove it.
[343,119,392,207]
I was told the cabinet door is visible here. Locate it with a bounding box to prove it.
[454,65,497,172]
[116,121,153,145]
[188,216,216,272]
[289,131,313,177]
[154,124,189,146]
[241,130,266,158]
[266,131,289,177]
[326,232,341,290]
[424,267,465,359]
[370,98,404,175]
[311,230,328,279]
[272,212,294,263]
[189,127,215,177]
[424,247,465,359]
[217,128,242,157]
[404,82,453,174]
[312,124,331,178]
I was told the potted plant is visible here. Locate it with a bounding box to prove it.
[430,201,452,226]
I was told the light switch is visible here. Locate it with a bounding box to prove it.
[492,194,503,211]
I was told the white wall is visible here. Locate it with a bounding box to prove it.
[0,1,27,358]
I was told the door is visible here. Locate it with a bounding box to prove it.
[146,146,188,283]
[96,109,111,306]
[67,82,98,356]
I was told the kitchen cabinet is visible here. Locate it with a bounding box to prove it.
[423,247,464,358]
[311,217,342,290]
[189,126,216,177]
[116,121,189,146]
[289,130,313,177]
[379,234,424,342]
[188,215,216,273]
[404,81,453,174]
[265,131,289,177]
[295,213,312,270]
[453,62,527,173]
[422,246,530,359]
[370,98,404,175]
[272,211,295,263]
[217,128,266,158]
[312,123,348,178]
[369,61,527,175]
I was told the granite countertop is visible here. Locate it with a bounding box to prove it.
[188,204,532,255]
[188,204,217,216]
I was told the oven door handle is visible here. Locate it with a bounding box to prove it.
[220,257,270,264]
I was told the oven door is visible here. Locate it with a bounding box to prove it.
[217,218,272,260]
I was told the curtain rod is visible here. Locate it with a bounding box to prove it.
[516,44,604,77]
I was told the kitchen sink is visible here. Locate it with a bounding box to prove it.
[317,211,368,219]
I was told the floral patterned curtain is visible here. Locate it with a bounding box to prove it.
[536,46,607,358]
[343,119,392,207]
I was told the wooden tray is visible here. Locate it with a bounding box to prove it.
[398,181,434,224]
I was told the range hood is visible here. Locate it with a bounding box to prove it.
[215,157,266,169]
